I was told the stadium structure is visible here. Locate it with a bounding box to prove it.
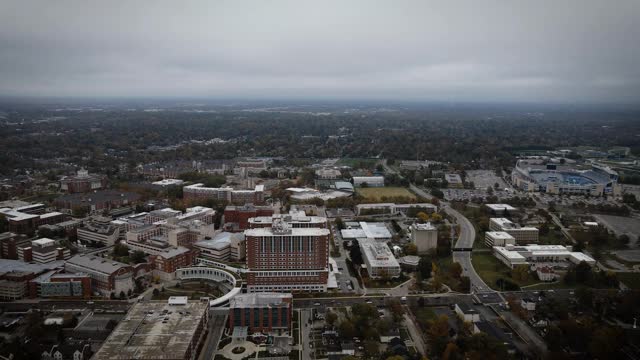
[512,158,620,196]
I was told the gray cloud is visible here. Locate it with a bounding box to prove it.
[1,0,639,103]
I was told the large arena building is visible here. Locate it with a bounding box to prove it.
[512,158,620,196]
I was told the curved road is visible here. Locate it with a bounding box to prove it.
[409,184,492,293]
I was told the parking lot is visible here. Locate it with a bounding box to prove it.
[466,170,508,190]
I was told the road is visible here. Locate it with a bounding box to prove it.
[330,223,362,294]
[300,309,312,360]
[409,184,493,294]
[199,314,227,360]
[403,313,427,355]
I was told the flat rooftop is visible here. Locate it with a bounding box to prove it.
[486,204,517,211]
[244,227,329,237]
[229,292,292,309]
[93,300,208,360]
[360,238,399,268]
[485,231,515,240]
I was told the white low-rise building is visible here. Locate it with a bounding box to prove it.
[341,222,392,242]
[194,232,246,262]
[484,231,516,247]
[454,303,480,323]
[485,204,518,215]
[359,238,401,279]
[493,244,596,269]
[489,218,539,244]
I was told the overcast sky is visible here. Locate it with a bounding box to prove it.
[1,0,639,103]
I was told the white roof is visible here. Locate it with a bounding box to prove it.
[485,231,515,240]
[486,204,517,211]
[0,208,38,221]
[412,222,436,231]
[490,218,515,228]
[152,179,184,186]
[244,227,329,237]
[360,238,400,268]
[32,238,55,247]
[569,252,596,263]
[360,222,392,239]
[195,232,243,250]
[493,246,527,261]
[168,296,189,305]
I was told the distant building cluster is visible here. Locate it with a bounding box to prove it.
[54,190,141,214]
[183,183,265,205]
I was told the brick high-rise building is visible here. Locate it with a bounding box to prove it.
[245,218,330,293]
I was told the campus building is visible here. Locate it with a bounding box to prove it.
[410,222,438,255]
[54,190,141,214]
[60,168,107,193]
[223,204,274,232]
[359,238,401,279]
[0,232,30,259]
[493,244,596,269]
[315,168,343,188]
[77,216,122,246]
[194,232,246,262]
[484,231,516,247]
[489,218,539,244]
[245,218,330,293]
[355,203,437,216]
[0,206,66,234]
[248,210,327,229]
[64,255,135,296]
[340,222,392,242]
[228,293,293,333]
[183,184,265,205]
[485,204,518,215]
[28,271,92,299]
[445,174,464,188]
[17,238,71,264]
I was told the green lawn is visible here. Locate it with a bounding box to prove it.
[471,252,538,290]
[356,186,416,202]
[618,272,640,290]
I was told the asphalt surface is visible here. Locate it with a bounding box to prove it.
[200,314,227,360]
